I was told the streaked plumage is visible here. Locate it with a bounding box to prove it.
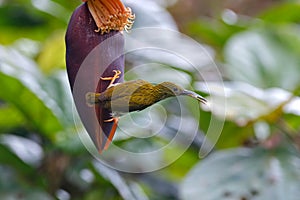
[86,79,207,117]
[86,79,207,152]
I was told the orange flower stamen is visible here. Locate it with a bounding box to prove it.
[82,0,135,34]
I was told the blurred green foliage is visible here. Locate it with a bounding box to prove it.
[0,0,300,200]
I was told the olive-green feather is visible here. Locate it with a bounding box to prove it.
[98,80,162,111]
[95,80,204,113]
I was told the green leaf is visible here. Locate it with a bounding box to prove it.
[197,101,253,149]
[50,0,80,13]
[0,45,63,140]
[41,70,74,127]
[181,147,300,200]
[224,27,300,92]
[54,128,86,154]
[37,31,66,74]
[0,105,25,131]
[282,113,300,133]
[0,3,46,28]
[0,143,34,176]
[92,161,148,200]
[188,19,245,49]
[218,121,254,148]
[198,82,293,124]
[260,3,300,23]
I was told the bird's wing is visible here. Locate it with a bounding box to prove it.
[109,92,155,112]
[103,80,157,112]
[99,80,150,101]
[127,84,158,111]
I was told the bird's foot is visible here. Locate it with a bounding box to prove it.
[103,118,115,122]
[100,70,122,88]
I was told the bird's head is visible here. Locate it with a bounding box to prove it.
[158,82,207,104]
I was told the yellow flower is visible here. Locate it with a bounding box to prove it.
[82,0,135,34]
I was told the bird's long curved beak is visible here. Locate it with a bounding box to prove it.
[182,90,207,104]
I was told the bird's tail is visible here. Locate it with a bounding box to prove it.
[85,92,100,107]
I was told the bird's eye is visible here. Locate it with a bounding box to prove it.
[173,87,178,92]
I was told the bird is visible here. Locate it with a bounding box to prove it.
[86,70,207,151]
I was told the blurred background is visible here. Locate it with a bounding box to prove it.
[0,0,300,199]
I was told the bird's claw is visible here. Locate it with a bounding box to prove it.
[103,118,115,122]
[100,69,122,88]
